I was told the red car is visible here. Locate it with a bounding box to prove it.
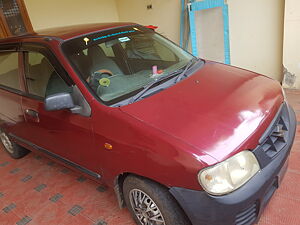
[0,23,296,225]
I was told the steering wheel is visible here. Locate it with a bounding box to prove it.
[89,69,113,91]
[95,69,113,76]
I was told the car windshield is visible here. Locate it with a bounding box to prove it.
[62,25,195,105]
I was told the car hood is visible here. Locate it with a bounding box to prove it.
[120,62,283,162]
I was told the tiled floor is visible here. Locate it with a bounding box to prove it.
[0,89,299,225]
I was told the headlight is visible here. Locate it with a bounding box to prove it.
[198,151,260,195]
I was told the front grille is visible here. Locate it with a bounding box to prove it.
[259,103,290,158]
[235,202,258,225]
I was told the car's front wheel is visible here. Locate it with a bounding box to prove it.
[123,175,191,225]
[0,131,30,159]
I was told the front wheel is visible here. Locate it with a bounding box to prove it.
[123,175,191,225]
[0,131,30,159]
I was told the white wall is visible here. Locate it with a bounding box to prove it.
[24,0,119,30]
[283,0,300,89]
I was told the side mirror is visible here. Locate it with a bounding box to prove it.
[44,92,75,111]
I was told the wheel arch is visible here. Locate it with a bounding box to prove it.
[113,172,170,208]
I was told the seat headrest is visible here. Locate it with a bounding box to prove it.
[40,57,54,73]
[70,52,92,80]
[88,45,106,59]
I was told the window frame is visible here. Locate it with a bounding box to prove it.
[0,0,33,38]
[0,43,25,95]
[20,43,74,101]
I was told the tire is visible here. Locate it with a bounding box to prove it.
[0,131,30,159]
[123,175,191,225]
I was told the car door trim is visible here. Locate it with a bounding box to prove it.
[9,133,101,179]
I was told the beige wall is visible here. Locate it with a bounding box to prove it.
[116,0,181,43]
[228,0,285,81]
[24,0,119,30]
[117,0,285,81]
[283,0,300,89]
[24,0,286,82]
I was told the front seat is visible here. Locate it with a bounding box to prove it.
[45,71,72,97]
[125,37,161,60]
[88,45,122,75]
[70,51,92,80]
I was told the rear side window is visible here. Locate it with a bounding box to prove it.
[0,52,20,91]
[25,51,71,98]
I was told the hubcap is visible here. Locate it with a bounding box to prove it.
[0,132,14,154]
[129,189,165,225]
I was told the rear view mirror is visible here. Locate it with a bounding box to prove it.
[44,92,75,111]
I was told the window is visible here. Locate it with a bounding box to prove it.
[122,34,177,61]
[99,43,115,57]
[153,41,177,62]
[82,43,115,57]
[0,0,33,38]
[62,26,194,105]
[0,51,20,91]
[25,52,71,98]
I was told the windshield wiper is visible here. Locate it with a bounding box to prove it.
[128,58,199,104]
[174,58,198,83]
[128,73,173,104]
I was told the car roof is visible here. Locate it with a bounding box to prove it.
[0,22,137,43]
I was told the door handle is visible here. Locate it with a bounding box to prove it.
[25,109,39,118]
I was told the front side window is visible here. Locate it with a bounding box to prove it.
[24,51,71,98]
[62,26,195,105]
[0,51,20,91]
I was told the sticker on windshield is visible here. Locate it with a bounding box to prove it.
[83,37,90,45]
[118,37,130,42]
[99,78,111,87]
[93,30,136,41]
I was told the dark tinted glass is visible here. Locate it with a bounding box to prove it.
[25,52,70,98]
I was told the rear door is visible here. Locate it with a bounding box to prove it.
[18,44,99,178]
[0,45,26,138]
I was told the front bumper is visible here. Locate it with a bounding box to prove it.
[170,104,297,225]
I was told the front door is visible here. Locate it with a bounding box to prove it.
[18,47,99,178]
